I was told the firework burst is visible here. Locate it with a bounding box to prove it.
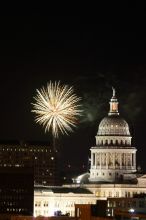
[31,81,82,138]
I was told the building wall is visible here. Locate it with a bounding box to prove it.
[83,182,146,199]
[75,204,91,220]
[0,141,59,186]
[34,179,146,217]
[90,148,137,182]
[75,204,113,220]
[107,197,146,217]
[0,167,34,216]
[34,190,97,217]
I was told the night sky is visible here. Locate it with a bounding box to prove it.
[0,14,146,171]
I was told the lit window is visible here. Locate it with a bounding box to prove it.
[112,103,117,111]
[95,191,100,197]
[116,192,119,197]
[108,191,112,197]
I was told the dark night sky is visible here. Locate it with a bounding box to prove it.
[0,13,146,171]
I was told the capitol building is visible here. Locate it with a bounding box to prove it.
[34,89,146,217]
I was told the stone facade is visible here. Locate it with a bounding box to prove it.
[34,179,146,217]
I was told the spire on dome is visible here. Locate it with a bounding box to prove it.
[108,87,119,116]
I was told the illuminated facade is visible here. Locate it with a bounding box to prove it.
[34,186,97,217]
[34,177,146,217]
[89,88,137,182]
[0,141,59,186]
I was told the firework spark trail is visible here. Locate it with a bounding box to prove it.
[32,81,82,138]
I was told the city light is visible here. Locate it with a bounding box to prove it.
[129,208,135,213]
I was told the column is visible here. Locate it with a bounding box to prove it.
[96,153,98,167]
[123,153,125,168]
[103,153,106,167]
[117,153,120,168]
[131,153,133,168]
[120,153,122,169]
[91,152,93,166]
[95,153,97,168]
[93,153,95,166]
[134,153,136,169]
[106,153,108,169]
[113,153,115,169]
[132,153,134,167]
[100,153,102,170]
[124,153,127,169]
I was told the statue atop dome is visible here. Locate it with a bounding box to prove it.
[112,87,116,97]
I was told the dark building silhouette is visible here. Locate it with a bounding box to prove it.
[0,167,34,215]
[0,141,60,186]
[75,201,107,220]
[91,200,107,217]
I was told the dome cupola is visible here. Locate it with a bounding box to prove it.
[97,88,130,137]
[108,87,119,116]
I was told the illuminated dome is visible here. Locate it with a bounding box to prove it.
[97,87,130,136]
[89,88,137,184]
[95,88,132,147]
[97,115,130,136]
